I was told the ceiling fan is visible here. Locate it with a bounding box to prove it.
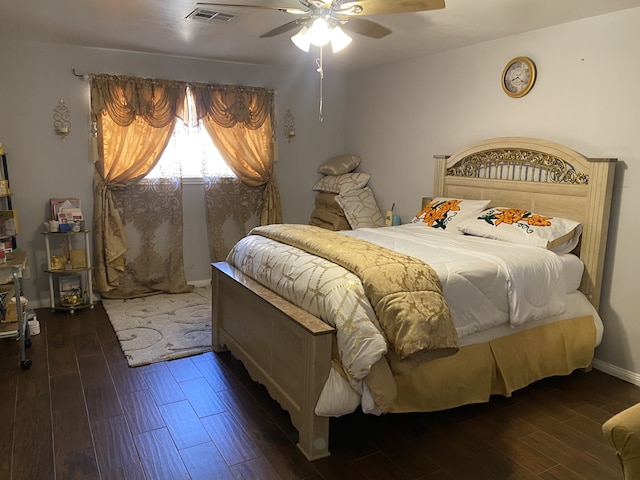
[195,1,445,121]
[196,0,446,51]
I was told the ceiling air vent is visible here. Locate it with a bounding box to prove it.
[186,8,236,23]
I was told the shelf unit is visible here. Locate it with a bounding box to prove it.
[43,230,95,313]
[0,251,31,369]
[0,153,31,369]
[0,153,17,252]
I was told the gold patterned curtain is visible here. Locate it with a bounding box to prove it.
[91,74,191,298]
[191,84,282,227]
[204,177,265,262]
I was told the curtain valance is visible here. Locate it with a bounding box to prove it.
[191,84,273,129]
[91,74,275,130]
[90,74,187,128]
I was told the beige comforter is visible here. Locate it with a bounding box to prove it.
[250,224,458,361]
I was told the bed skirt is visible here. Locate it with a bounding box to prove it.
[390,315,596,412]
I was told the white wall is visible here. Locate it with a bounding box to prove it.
[345,9,640,380]
[0,40,346,305]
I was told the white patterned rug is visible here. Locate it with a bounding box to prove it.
[102,285,212,367]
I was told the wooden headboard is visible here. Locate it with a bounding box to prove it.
[433,137,616,311]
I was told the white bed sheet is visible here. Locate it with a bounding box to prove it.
[458,290,602,347]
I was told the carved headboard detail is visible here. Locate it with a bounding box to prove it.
[446,148,589,185]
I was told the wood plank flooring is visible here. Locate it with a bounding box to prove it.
[1,303,638,479]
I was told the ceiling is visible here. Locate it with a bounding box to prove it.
[1,0,639,72]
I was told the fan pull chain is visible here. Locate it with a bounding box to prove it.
[316,46,324,122]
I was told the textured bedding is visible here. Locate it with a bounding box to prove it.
[251,224,457,361]
[226,223,594,416]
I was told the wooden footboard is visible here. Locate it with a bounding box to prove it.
[211,262,335,460]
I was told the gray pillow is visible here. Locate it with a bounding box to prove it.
[317,155,361,175]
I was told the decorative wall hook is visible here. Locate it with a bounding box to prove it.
[53,99,71,140]
[283,109,296,142]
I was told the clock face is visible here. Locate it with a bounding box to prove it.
[505,62,530,92]
[502,57,536,98]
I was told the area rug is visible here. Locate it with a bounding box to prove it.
[102,285,212,367]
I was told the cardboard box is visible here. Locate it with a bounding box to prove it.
[0,210,19,236]
[50,198,81,222]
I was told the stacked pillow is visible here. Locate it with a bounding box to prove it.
[310,192,351,231]
[309,155,385,230]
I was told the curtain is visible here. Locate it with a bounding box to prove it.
[98,177,189,298]
[91,74,191,298]
[204,177,265,262]
[191,84,282,226]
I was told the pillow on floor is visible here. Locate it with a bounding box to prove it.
[318,155,361,175]
[313,173,370,194]
[335,187,385,229]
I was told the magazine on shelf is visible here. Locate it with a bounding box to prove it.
[58,274,83,305]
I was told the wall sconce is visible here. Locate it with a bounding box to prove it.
[53,99,71,140]
[283,109,296,143]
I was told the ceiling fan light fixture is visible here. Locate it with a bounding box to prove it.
[307,17,331,46]
[291,26,311,51]
[330,26,352,52]
[291,21,352,53]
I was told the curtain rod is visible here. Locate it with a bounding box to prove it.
[72,69,278,95]
[72,68,90,81]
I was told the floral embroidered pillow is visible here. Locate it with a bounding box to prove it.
[457,207,582,252]
[409,197,491,234]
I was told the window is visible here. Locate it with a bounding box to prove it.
[146,90,235,179]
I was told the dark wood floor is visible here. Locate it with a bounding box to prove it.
[1,303,638,480]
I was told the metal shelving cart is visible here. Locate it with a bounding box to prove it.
[0,251,31,369]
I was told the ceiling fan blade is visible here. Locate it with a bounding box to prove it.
[341,17,391,39]
[260,18,307,38]
[341,0,445,15]
[196,3,307,14]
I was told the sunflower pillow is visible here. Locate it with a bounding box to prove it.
[410,197,491,234]
[457,207,582,252]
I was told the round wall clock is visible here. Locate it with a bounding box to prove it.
[502,56,536,98]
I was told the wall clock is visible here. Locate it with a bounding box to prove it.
[502,56,536,98]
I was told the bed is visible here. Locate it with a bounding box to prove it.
[211,137,616,460]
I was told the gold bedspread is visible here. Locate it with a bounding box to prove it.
[250,224,458,361]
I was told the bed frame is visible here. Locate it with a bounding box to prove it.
[211,137,617,460]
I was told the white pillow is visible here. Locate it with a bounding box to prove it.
[335,187,385,229]
[409,197,491,234]
[457,207,582,252]
[313,172,370,194]
[317,155,361,175]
